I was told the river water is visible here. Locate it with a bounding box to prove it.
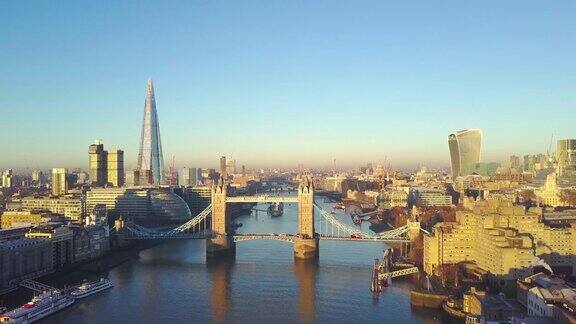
[41,200,443,323]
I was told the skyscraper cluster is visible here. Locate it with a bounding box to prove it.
[219,156,236,179]
[88,139,125,187]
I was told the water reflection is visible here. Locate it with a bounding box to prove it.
[294,259,318,324]
[208,258,234,324]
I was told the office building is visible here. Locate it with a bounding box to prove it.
[469,162,501,176]
[88,140,125,187]
[1,170,13,189]
[178,167,190,186]
[448,129,483,179]
[16,196,84,221]
[226,157,236,175]
[218,156,236,178]
[125,170,140,187]
[179,167,198,187]
[509,155,521,172]
[136,79,165,185]
[31,170,43,186]
[557,139,576,176]
[51,168,68,196]
[379,189,409,209]
[88,139,107,186]
[219,156,227,178]
[107,149,124,187]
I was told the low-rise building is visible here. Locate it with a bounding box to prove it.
[517,273,576,323]
[0,210,57,229]
[463,288,524,323]
[409,187,452,207]
[379,188,409,209]
[16,195,84,221]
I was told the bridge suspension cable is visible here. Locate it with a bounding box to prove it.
[124,204,212,239]
[314,204,374,238]
[314,204,410,241]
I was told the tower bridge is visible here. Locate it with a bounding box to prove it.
[118,176,417,260]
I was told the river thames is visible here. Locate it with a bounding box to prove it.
[42,200,443,323]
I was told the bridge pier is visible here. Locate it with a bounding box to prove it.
[294,177,318,260]
[293,237,319,260]
[206,235,236,258]
[207,177,236,259]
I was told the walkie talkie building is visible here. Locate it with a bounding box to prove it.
[448,129,482,180]
[137,79,165,185]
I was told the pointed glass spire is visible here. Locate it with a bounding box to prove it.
[137,79,165,185]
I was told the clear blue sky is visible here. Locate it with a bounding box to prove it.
[1,1,575,171]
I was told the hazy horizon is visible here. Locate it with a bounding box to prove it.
[1,1,575,171]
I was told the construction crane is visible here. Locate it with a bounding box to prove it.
[547,134,555,163]
[168,155,178,186]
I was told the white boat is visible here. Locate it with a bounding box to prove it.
[70,278,113,299]
[0,290,74,323]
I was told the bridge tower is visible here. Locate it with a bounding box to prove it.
[207,177,236,258]
[294,176,319,260]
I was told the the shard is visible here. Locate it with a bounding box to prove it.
[137,79,165,185]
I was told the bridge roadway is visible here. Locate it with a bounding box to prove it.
[225,195,299,203]
[234,233,410,243]
[124,231,409,243]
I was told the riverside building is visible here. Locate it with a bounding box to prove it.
[423,199,576,288]
[15,195,84,221]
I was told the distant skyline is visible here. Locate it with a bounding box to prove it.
[1,1,575,171]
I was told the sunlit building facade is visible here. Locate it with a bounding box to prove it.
[1,169,13,189]
[106,149,124,187]
[51,168,68,196]
[557,139,576,176]
[88,140,107,186]
[17,196,84,221]
[448,129,483,179]
[423,199,576,285]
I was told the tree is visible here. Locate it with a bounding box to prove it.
[560,189,576,207]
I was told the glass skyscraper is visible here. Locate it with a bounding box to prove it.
[137,79,165,185]
[448,129,483,179]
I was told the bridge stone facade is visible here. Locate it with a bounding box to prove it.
[207,176,319,260]
[207,177,236,257]
[294,176,319,259]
